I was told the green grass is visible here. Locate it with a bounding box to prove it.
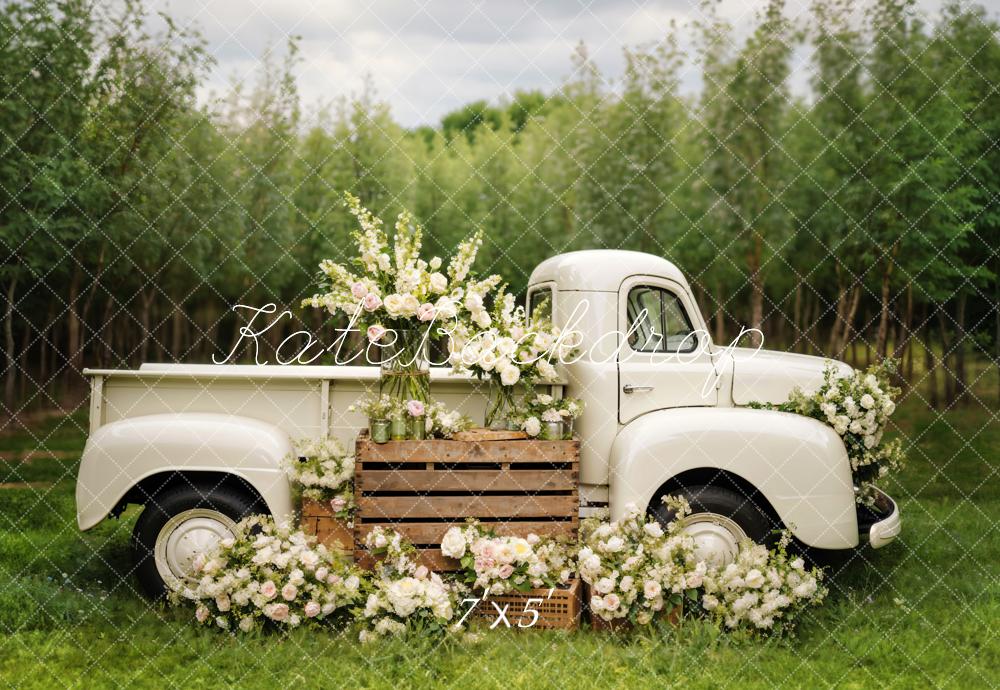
[0,389,997,689]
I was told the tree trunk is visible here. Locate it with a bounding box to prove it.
[139,290,155,363]
[171,301,184,361]
[954,292,967,404]
[67,267,83,378]
[4,277,17,415]
[875,247,898,358]
[924,313,938,408]
[713,282,725,345]
[792,284,802,353]
[937,307,955,406]
[748,231,764,348]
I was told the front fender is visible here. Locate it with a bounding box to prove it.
[610,407,859,549]
[76,413,294,530]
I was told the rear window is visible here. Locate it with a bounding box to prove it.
[528,287,553,321]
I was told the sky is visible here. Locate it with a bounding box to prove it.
[148,0,986,128]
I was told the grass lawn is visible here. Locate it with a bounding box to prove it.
[0,382,997,689]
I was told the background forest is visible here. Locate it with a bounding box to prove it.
[1,0,997,417]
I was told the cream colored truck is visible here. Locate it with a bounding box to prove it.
[77,250,900,596]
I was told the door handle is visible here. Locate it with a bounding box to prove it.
[623,384,654,394]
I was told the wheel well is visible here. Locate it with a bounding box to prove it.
[118,471,266,516]
[649,468,783,526]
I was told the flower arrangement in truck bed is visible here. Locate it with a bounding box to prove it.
[179,515,365,632]
[359,526,464,641]
[440,521,576,596]
[754,360,905,506]
[699,533,827,633]
[578,498,699,625]
[284,437,355,519]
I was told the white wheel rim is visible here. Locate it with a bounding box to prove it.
[154,508,235,593]
[680,512,748,566]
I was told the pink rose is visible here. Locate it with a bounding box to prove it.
[260,581,277,599]
[367,325,386,342]
[351,282,368,300]
[407,399,425,417]
[362,293,382,312]
[268,603,289,622]
[195,605,209,623]
[304,601,321,618]
[414,565,429,579]
[330,497,347,513]
[417,303,436,322]
[498,564,515,579]
[281,583,297,601]
[315,567,329,582]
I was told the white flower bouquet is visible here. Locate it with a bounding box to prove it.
[521,394,585,439]
[578,498,698,625]
[424,401,474,439]
[304,192,489,404]
[358,526,465,641]
[440,521,575,595]
[699,534,827,633]
[284,437,356,518]
[447,285,580,427]
[761,360,905,505]
[181,515,365,632]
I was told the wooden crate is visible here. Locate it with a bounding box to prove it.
[469,579,582,630]
[586,583,682,631]
[300,499,354,557]
[354,433,579,570]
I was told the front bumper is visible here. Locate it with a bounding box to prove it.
[857,489,901,549]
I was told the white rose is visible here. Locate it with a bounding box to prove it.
[435,296,458,319]
[860,394,875,409]
[495,337,516,356]
[473,310,491,328]
[441,527,467,559]
[643,580,661,598]
[429,272,448,293]
[478,350,498,372]
[383,294,405,316]
[523,417,541,437]
[595,577,615,594]
[643,522,663,538]
[499,365,520,386]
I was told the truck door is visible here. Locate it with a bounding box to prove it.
[617,275,718,424]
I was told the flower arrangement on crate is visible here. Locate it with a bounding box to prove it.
[440,521,576,595]
[358,526,464,641]
[521,394,584,440]
[578,498,699,626]
[178,515,365,632]
[284,437,356,519]
[351,394,473,442]
[751,360,905,506]
[447,285,581,429]
[699,533,826,633]
[304,192,492,407]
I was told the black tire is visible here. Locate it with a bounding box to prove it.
[132,482,265,598]
[649,484,777,545]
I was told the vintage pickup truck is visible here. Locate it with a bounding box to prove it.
[77,250,900,596]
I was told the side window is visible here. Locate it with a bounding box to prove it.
[626,286,697,353]
[528,287,552,321]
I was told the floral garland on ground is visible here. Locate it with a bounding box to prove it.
[578,499,699,624]
[284,437,356,519]
[440,521,575,595]
[179,516,365,632]
[753,360,905,505]
[358,526,465,641]
[700,534,827,633]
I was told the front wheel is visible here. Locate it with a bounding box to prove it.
[649,484,776,566]
[132,483,265,598]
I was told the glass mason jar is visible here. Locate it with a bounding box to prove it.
[564,418,575,440]
[379,328,431,407]
[485,383,517,430]
[389,415,409,441]
[540,420,565,441]
[409,415,426,440]
[370,418,391,444]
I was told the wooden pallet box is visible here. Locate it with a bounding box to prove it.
[469,579,582,631]
[300,499,354,557]
[354,433,580,570]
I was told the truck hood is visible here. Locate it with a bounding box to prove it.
[726,347,851,406]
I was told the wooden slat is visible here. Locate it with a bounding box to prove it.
[356,520,578,545]
[357,438,579,464]
[452,428,528,442]
[354,548,459,572]
[358,468,577,492]
[358,494,577,519]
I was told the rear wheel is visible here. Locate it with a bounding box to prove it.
[132,482,265,598]
[649,484,776,566]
